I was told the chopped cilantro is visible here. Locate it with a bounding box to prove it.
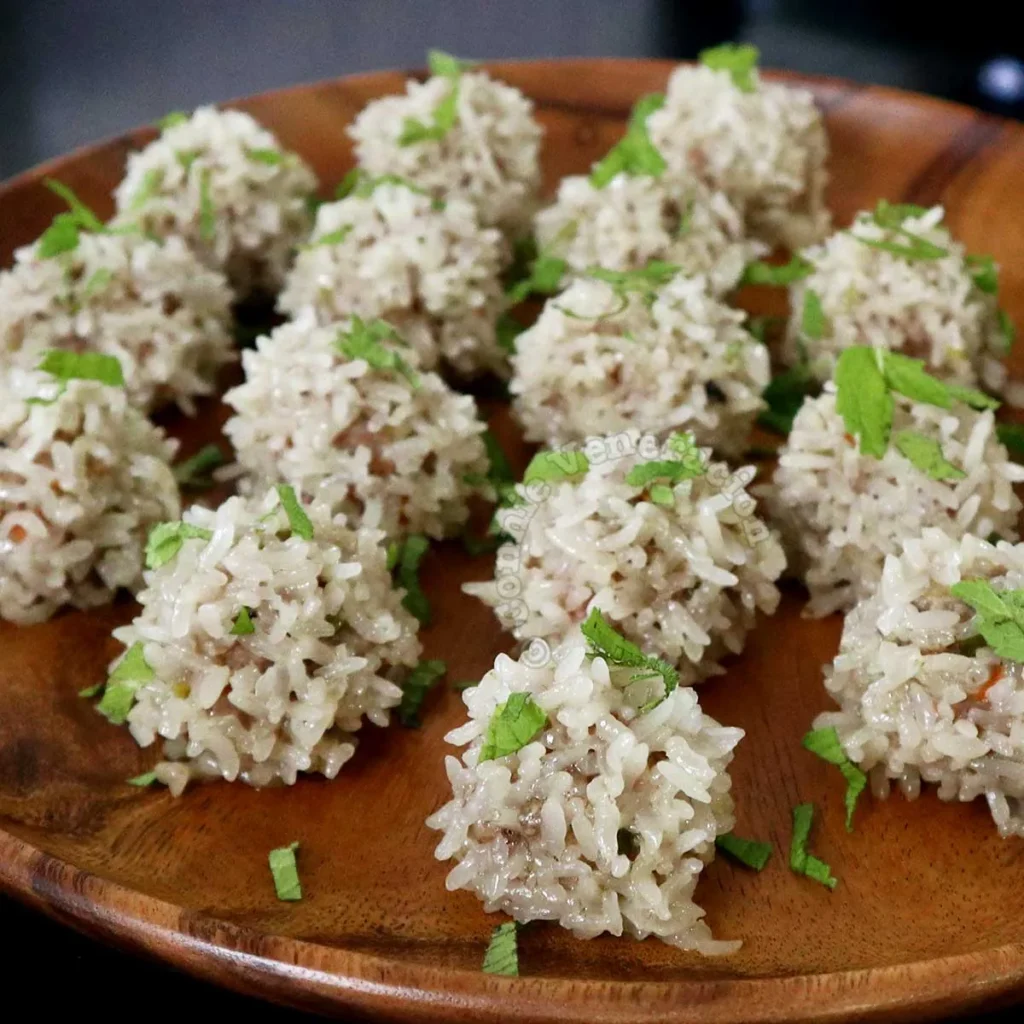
[802,727,867,831]
[398,50,470,146]
[275,484,314,541]
[586,260,679,305]
[590,92,667,188]
[851,201,948,261]
[82,267,114,300]
[789,803,837,890]
[230,607,256,635]
[399,659,447,727]
[145,521,213,570]
[45,178,104,232]
[173,444,225,490]
[741,255,813,286]
[391,534,431,624]
[304,225,353,249]
[127,771,158,787]
[966,253,999,295]
[157,110,190,131]
[479,692,547,762]
[268,841,302,901]
[505,226,572,304]
[198,168,215,243]
[625,432,705,492]
[36,350,124,388]
[997,423,1024,461]
[336,316,419,386]
[801,289,828,340]
[998,309,1016,354]
[893,431,965,481]
[950,578,1024,662]
[522,449,589,484]
[97,642,154,725]
[699,42,760,91]
[428,49,475,78]
[716,833,772,870]
[78,682,103,699]
[37,179,107,258]
[130,167,165,211]
[496,312,526,354]
[758,362,817,435]
[580,607,678,711]
[482,921,519,976]
[247,147,284,165]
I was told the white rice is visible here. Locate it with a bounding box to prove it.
[535,171,765,297]
[0,230,235,414]
[278,183,508,378]
[115,489,422,795]
[114,106,318,295]
[464,432,785,677]
[426,626,743,953]
[767,385,1024,617]
[349,68,543,237]
[783,205,1009,393]
[510,272,769,456]
[0,370,180,624]
[647,63,830,249]
[223,315,489,541]
[816,529,1024,838]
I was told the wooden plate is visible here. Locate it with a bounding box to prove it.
[3,58,1024,1024]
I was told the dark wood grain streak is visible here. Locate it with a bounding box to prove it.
[2,59,1024,1023]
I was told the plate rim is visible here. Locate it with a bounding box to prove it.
[1,56,1022,1023]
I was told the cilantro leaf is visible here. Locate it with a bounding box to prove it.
[391,534,431,624]
[496,312,525,354]
[129,167,165,211]
[97,642,154,725]
[871,200,929,228]
[522,449,589,484]
[304,225,353,248]
[275,484,314,541]
[36,350,124,389]
[398,55,466,146]
[157,110,190,131]
[268,842,302,901]
[580,607,679,711]
[625,432,705,491]
[741,255,813,286]
[145,521,214,570]
[789,803,837,890]
[834,347,892,458]
[82,267,114,300]
[893,430,965,481]
[951,578,1024,661]
[198,168,216,243]
[44,178,104,232]
[127,771,159,787]
[699,42,760,92]
[590,93,667,188]
[997,423,1024,461]
[998,309,1016,354]
[479,692,548,762]
[715,833,773,870]
[230,607,256,635]
[482,921,519,976]
[247,148,284,165]
[801,289,828,340]
[586,260,680,301]
[336,316,419,386]
[758,362,817,435]
[37,179,109,258]
[428,49,475,77]
[173,444,225,490]
[880,350,955,408]
[802,727,867,831]
[399,659,447,727]
[966,253,999,295]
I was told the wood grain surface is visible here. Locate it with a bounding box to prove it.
[2,58,1024,1023]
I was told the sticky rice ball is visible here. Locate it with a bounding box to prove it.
[0,370,180,624]
[647,62,829,249]
[113,106,318,295]
[109,490,422,795]
[816,529,1024,838]
[223,316,489,541]
[426,626,744,953]
[464,433,785,676]
[510,272,769,456]
[783,206,1010,393]
[278,182,508,378]
[349,67,542,237]
[534,172,766,297]
[767,386,1024,617]
[0,229,235,414]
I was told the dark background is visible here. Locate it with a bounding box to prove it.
[2,0,1022,1019]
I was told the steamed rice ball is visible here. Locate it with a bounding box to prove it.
[510,270,769,455]
[0,370,180,624]
[0,230,235,414]
[534,172,767,297]
[108,489,422,795]
[278,181,507,378]
[768,385,1024,617]
[816,529,1024,838]
[427,624,744,953]
[223,316,489,540]
[349,61,542,237]
[647,56,830,248]
[783,205,1011,392]
[114,106,318,295]
[464,433,786,676]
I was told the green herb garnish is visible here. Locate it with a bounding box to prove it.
[97,642,154,725]
[789,803,837,890]
[336,316,419,386]
[398,50,471,146]
[198,167,215,242]
[129,168,165,211]
[741,255,813,286]
[157,110,190,131]
[496,312,526,354]
[801,727,867,832]
[479,692,548,762]
[268,841,302,901]
[247,148,284,165]
[625,431,705,492]
[145,521,214,570]
[950,579,1024,662]
[716,833,773,870]
[230,607,256,635]
[892,431,965,481]
[399,659,447,727]
[31,350,125,405]
[127,771,158,787]
[37,179,108,258]
[997,423,1024,461]
[998,309,1016,354]
[81,267,115,300]
[699,42,760,92]
[580,607,679,712]
[304,225,353,248]
[758,362,817,436]
[590,93,667,188]
[522,449,590,484]
[966,253,999,295]
[173,444,225,490]
[851,201,948,261]
[505,226,573,304]
[390,534,431,624]
[801,289,828,340]
[482,921,519,975]
[275,484,314,541]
